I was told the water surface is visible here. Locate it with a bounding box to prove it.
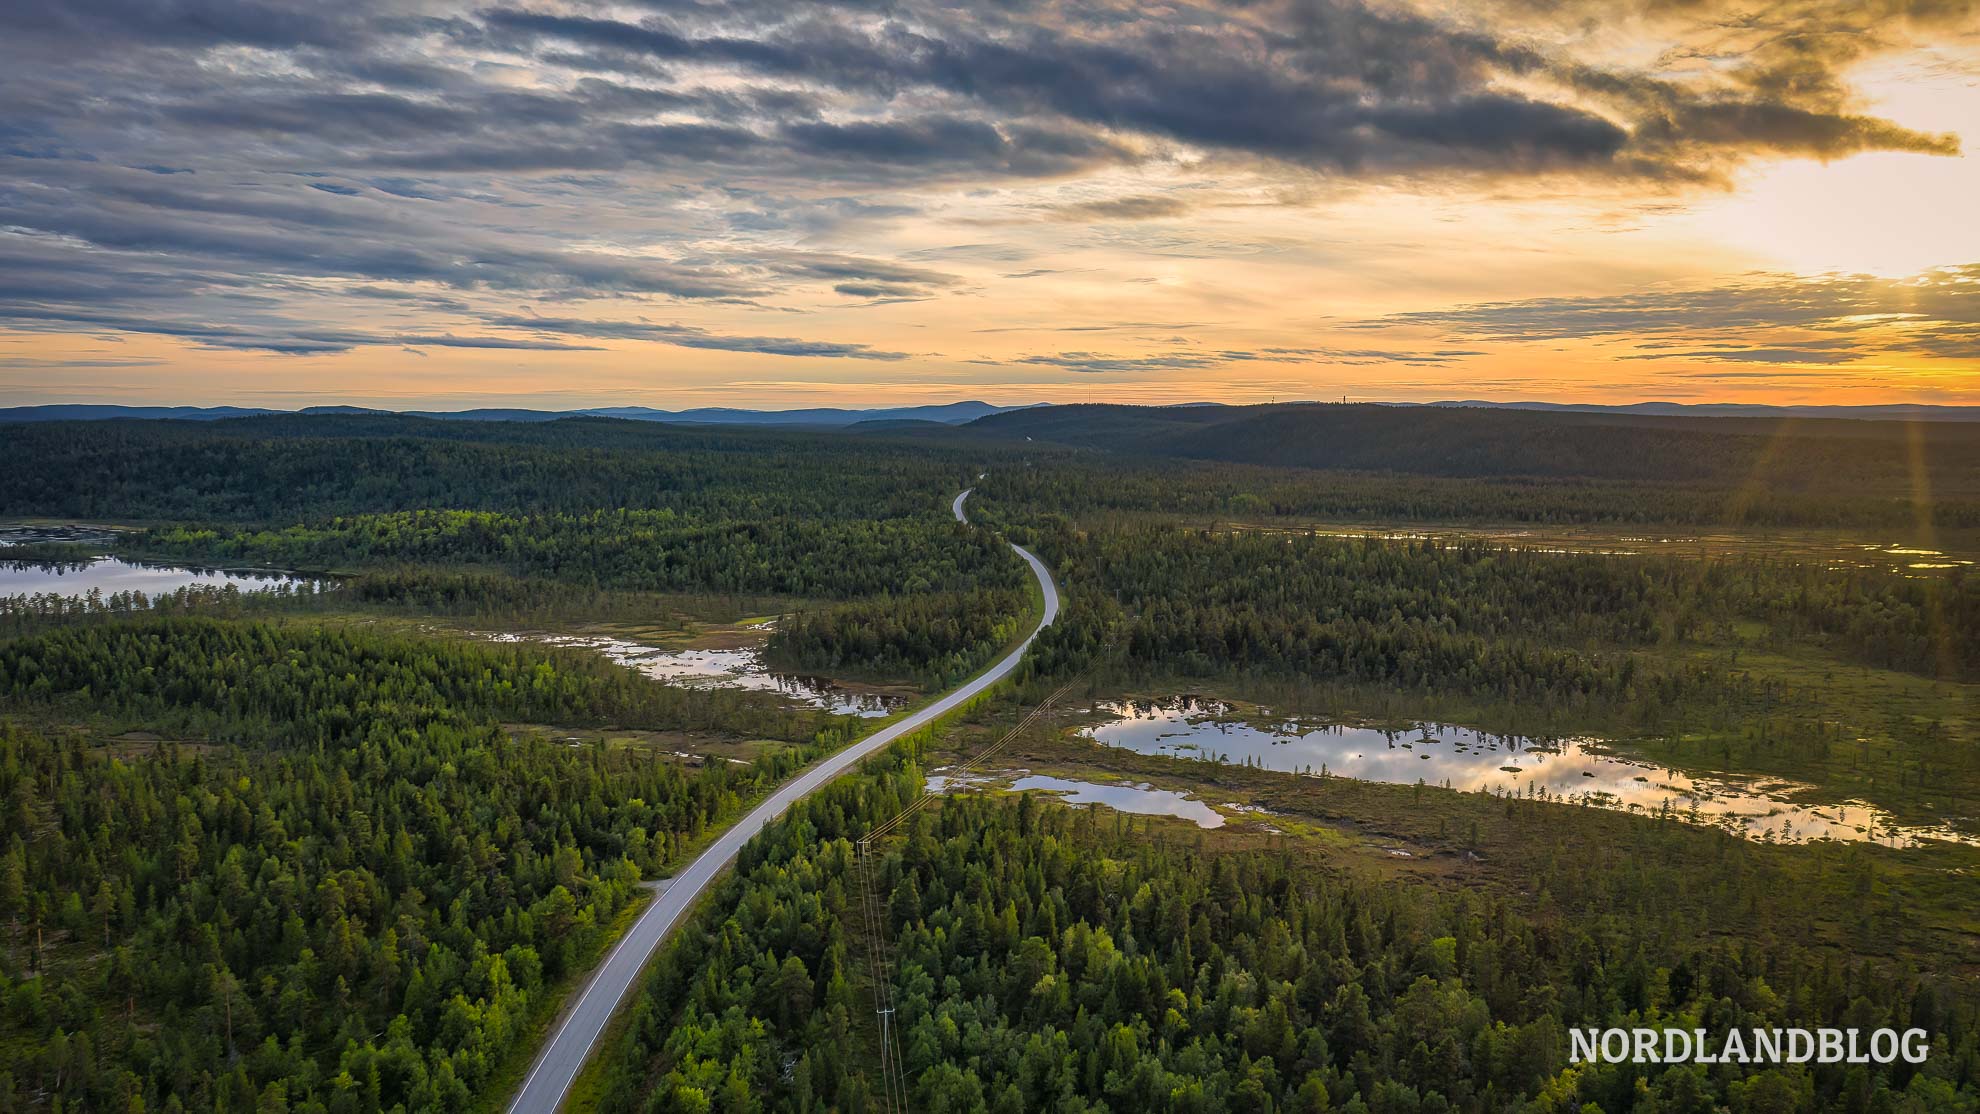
[1084,698,1975,848]
[1,527,314,601]
[494,631,905,718]
[926,767,1225,828]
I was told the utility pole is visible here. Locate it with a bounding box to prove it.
[854,684,1074,1112]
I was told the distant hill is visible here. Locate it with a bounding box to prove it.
[0,400,1032,427]
[961,402,1980,495]
[8,397,1971,427]
[0,404,279,422]
[575,401,1031,426]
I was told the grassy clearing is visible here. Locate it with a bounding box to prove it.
[1636,643,1978,828]
[1220,519,1980,577]
[503,722,784,766]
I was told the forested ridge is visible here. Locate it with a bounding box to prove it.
[0,571,777,643]
[969,457,1980,531]
[13,411,1975,539]
[600,743,1979,1113]
[965,404,1980,505]
[0,618,850,743]
[0,619,863,1112]
[1020,525,1979,685]
[0,418,1031,606]
[0,417,996,523]
[134,512,1024,599]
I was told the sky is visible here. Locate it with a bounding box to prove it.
[2,0,1977,411]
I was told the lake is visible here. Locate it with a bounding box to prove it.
[1083,697,1976,848]
[0,526,316,601]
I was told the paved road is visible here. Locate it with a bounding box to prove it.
[507,488,1058,1113]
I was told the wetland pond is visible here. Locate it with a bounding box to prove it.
[1084,697,1976,848]
[489,627,907,718]
[927,768,1227,829]
[1,526,317,601]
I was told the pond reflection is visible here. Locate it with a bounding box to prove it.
[926,767,1225,828]
[1,527,315,601]
[1084,698,1976,848]
[493,631,905,718]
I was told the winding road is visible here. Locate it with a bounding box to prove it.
[506,487,1058,1113]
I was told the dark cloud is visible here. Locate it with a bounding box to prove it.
[472,0,1959,178]
[832,282,926,298]
[0,0,384,51]
[782,116,1131,176]
[168,92,478,143]
[476,9,711,62]
[0,160,766,303]
[1650,101,1958,158]
[1047,195,1193,221]
[0,298,603,354]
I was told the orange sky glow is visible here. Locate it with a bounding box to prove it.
[2,0,1976,410]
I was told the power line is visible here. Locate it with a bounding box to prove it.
[854,681,1076,1110]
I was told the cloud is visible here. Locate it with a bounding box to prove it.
[0,0,1969,373]
[1015,354,1218,373]
[1677,369,1846,379]
[487,314,911,359]
[0,162,766,301]
[1279,347,1487,365]
[0,357,167,369]
[473,0,1959,179]
[1365,265,1980,361]
[1046,196,1194,222]
[832,282,926,299]
[781,117,1132,177]
[0,0,381,51]
[1009,348,1271,373]
[747,251,959,289]
[1620,346,1864,364]
[0,299,605,353]
[1651,101,1959,159]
